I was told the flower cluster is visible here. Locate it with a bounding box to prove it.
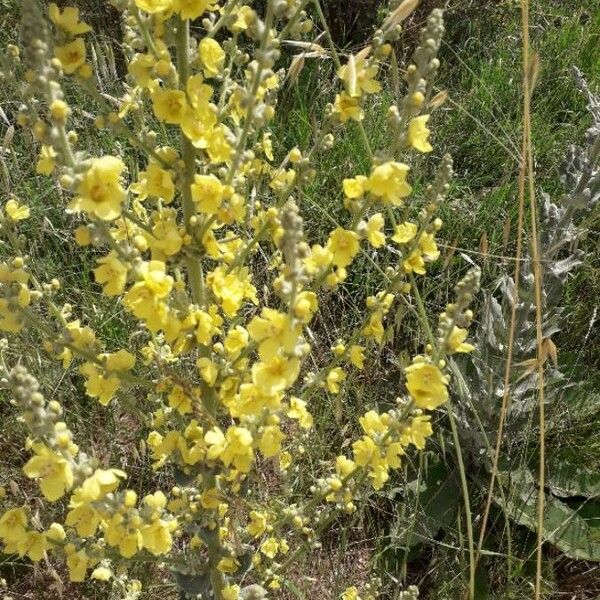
[0,2,477,598]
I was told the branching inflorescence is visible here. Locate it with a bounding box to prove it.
[0,1,479,598]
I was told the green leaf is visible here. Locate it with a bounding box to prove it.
[398,460,460,548]
[546,453,600,499]
[496,468,600,562]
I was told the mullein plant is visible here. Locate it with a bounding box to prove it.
[452,69,600,559]
[0,1,479,597]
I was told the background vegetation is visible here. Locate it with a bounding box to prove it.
[0,0,598,598]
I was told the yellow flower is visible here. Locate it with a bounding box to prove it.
[23,443,73,501]
[191,174,225,214]
[293,291,318,324]
[260,537,279,559]
[223,584,241,600]
[93,252,128,296]
[174,0,212,19]
[66,549,89,582]
[141,519,174,555]
[338,50,381,97]
[71,156,126,220]
[36,145,57,175]
[65,502,102,537]
[342,586,362,600]
[403,249,426,275]
[392,221,418,244]
[363,312,384,344]
[229,5,256,32]
[91,567,112,581]
[138,163,175,203]
[18,531,48,561]
[124,261,173,331]
[327,228,360,268]
[333,92,363,122]
[287,397,313,429]
[447,326,475,353]
[407,115,433,153]
[152,88,188,125]
[247,511,267,538]
[4,199,30,221]
[405,358,448,410]
[199,38,225,78]
[55,39,86,75]
[78,468,126,502]
[343,175,367,199]
[259,425,285,457]
[348,345,365,369]
[366,162,412,205]
[0,507,28,543]
[49,4,91,35]
[252,357,300,395]
[418,232,440,261]
[135,0,173,13]
[365,213,385,248]
[326,367,346,394]
[248,308,297,361]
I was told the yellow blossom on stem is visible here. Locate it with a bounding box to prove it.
[407,115,433,152]
[23,443,74,501]
[49,4,91,35]
[55,39,86,75]
[405,358,449,410]
[199,38,225,78]
[366,162,412,205]
[70,156,127,221]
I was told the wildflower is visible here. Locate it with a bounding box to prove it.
[365,213,385,248]
[93,252,128,296]
[403,249,426,275]
[141,519,174,555]
[66,548,89,582]
[252,357,300,395]
[259,425,285,457]
[4,199,30,221]
[23,443,73,501]
[447,326,475,353]
[136,163,175,203]
[248,308,298,361]
[287,397,313,429]
[326,367,346,394]
[342,586,362,600]
[152,88,188,125]
[49,4,91,35]
[0,507,28,543]
[349,345,365,369]
[247,511,267,537]
[418,232,440,261]
[18,531,48,561]
[260,537,279,559]
[55,39,86,75]
[223,584,241,600]
[36,145,57,175]
[407,115,433,152]
[333,92,363,122]
[91,567,112,581]
[392,221,418,244]
[191,174,225,214]
[405,358,449,410]
[294,291,318,324]
[343,175,368,199]
[338,50,381,97]
[70,156,127,221]
[200,38,225,78]
[366,162,412,205]
[327,228,360,268]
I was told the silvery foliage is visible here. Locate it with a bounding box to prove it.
[453,68,599,457]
